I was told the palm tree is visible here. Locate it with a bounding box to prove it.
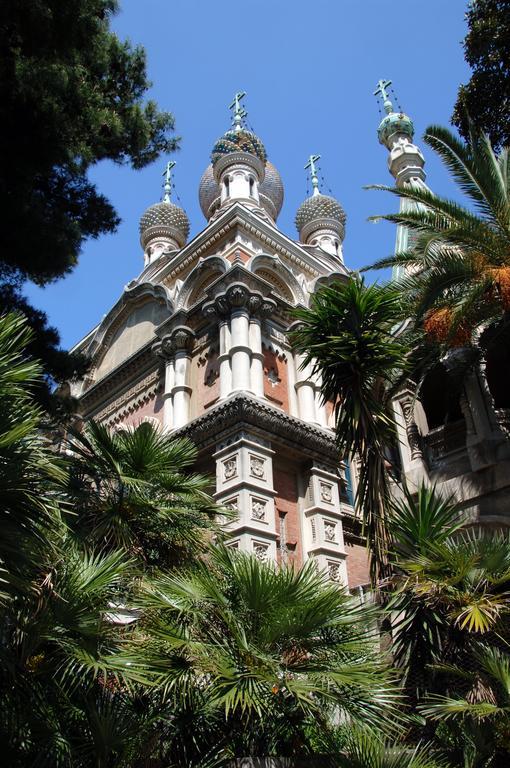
[387,484,510,766]
[0,313,163,766]
[292,276,409,585]
[114,544,403,758]
[421,645,510,768]
[367,125,510,351]
[0,312,65,604]
[338,728,449,768]
[64,419,221,570]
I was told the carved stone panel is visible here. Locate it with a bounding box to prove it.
[249,455,266,480]
[251,498,267,521]
[223,456,238,481]
[320,482,333,503]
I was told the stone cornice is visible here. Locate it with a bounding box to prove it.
[175,392,339,462]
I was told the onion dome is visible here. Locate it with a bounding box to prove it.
[139,201,190,250]
[374,78,414,148]
[295,193,346,243]
[140,161,190,251]
[259,161,284,220]
[377,111,414,147]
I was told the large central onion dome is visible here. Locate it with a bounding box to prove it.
[199,160,284,221]
[139,200,190,251]
[295,193,346,244]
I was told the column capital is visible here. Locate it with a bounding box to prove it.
[154,326,195,358]
[204,283,276,319]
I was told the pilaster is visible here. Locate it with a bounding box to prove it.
[214,430,277,562]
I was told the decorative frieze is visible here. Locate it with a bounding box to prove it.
[92,370,161,425]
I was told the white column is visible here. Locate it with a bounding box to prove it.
[294,352,317,423]
[249,316,264,398]
[166,327,194,430]
[172,351,191,428]
[313,369,328,427]
[163,357,175,429]
[230,308,252,392]
[218,318,232,399]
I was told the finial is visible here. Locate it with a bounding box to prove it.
[229,91,247,132]
[305,154,321,196]
[374,79,394,115]
[162,161,176,202]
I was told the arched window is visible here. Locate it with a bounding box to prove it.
[224,177,230,198]
[249,176,255,197]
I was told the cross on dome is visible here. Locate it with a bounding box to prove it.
[374,78,394,115]
[305,154,321,196]
[162,160,176,202]
[229,91,247,131]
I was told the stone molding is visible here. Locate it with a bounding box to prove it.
[91,370,161,426]
[175,392,339,461]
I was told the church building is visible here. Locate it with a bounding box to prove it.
[70,85,510,592]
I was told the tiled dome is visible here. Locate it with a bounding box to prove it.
[377,111,414,146]
[211,128,267,168]
[139,201,190,250]
[198,160,284,221]
[295,193,346,242]
[259,161,284,220]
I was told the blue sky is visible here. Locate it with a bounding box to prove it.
[26,0,470,349]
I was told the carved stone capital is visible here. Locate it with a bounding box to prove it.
[204,284,276,319]
[153,326,195,358]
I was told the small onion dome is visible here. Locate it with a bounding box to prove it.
[295,193,346,243]
[259,161,284,221]
[211,128,267,181]
[139,200,190,250]
[199,160,284,221]
[377,111,414,147]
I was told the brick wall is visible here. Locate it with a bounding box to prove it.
[263,347,289,413]
[193,348,220,416]
[273,463,302,567]
[345,540,370,588]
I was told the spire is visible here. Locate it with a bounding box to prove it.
[305,154,321,197]
[229,91,247,132]
[374,78,424,187]
[162,160,176,203]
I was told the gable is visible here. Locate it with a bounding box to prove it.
[94,301,166,380]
